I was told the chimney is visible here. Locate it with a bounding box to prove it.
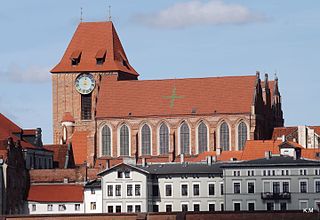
[216,148,221,156]
[180,154,185,164]
[281,135,286,142]
[142,158,147,167]
[293,150,297,160]
[206,156,212,165]
[106,159,110,169]
[265,151,272,159]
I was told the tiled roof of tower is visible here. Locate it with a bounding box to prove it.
[27,184,83,202]
[51,22,138,76]
[96,75,259,118]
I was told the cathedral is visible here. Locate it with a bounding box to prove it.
[50,21,284,167]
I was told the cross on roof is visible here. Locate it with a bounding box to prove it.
[163,86,184,109]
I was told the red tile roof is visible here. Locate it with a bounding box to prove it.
[27,184,83,202]
[241,140,282,160]
[96,75,259,118]
[272,127,297,140]
[301,148,320,160]
[44,144,70,168]
[51,22,138,76]
[71,131,89,165]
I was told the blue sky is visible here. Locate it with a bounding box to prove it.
[0,0,319,143]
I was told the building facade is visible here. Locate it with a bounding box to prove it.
[50,21,284,167]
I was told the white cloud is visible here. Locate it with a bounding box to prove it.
[2,65,50,83]
[134,0,265,29]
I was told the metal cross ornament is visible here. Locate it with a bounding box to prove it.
[163,86,184,109]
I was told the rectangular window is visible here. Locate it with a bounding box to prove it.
[316,181,320,193]
[91,188,95,194]
[107,185,113,196]
[47,204,53,211]
[59,204,66,211]
[299,201,308,210]
[127,205,133,213]
[81,94,92,120]
[234,203,241,211]
[209,183,215,196]
[193,204,200,212]
[135,205,141,213]
[181,184,188,196]
[233,182,240,194]
[153,204,159,212]
[220,203,224,211]
[248,182,254,193]
[263,170,266,176]
[165,184,172,197]
[248,202,255,211]
[193,184,200,196]
[115,205,121,213]
[300,181,307,193]
[153,185,159,197]
[107,206,113,213]
[116,185,121,196]
[182,204,188,212]
[124,171,130,178]
[273,182,280,194]
[266,202,274,211]
[117,171,123,178]
[75,204,80,211]
[220,183,224,195]
[32,204,36,212]
[127,184,133,196]
[209,203,215,211]
[280,202,287,211]
[90,202,96,210]
[166,204,172,212]
[283,182,290,193]
[135,185,141,196]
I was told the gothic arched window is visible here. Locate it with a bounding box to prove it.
[159,123,169,155]
[180,122,190,154]
[101,125,111,156]
[119,124,129,156]
[198,122,208,154]
[141,124,151,155]
[238,121,248,150]
[220,122,230,151]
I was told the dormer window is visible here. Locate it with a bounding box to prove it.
[96,49,106,65]
[119,52,129,68]
[70,50,82,66]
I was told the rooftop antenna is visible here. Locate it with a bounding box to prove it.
[108,5,112,21]
[80,7,83,22]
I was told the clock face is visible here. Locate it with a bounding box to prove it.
[75,73,95,94]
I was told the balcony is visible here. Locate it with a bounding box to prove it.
[261,192,291,200]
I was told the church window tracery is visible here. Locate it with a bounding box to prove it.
[180,122,190,154]
[198,122,208,154]
[238,121,248,150]
[119,124,130,156]
[220,122,230,151]
[102,125,111,156]
[159,123,169,155]
[141,124,151,155]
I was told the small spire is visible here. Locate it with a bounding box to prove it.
[256,71,260,79]
[108,5,112,21]
[80,7,83,23]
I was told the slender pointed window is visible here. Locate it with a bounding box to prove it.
[238,122,247,150]
[102,126,111,156]
[141,124,151,155]
[198,122,208,154]
[220,122,230,151]
[120,125,129,156]
[159,123,169,155]
[180,122,190,154]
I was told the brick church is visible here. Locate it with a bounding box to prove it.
[50,21,284,167]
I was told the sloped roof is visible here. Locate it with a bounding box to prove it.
[301,148,320,160]
[27,184,83,202]
[44,144,72,168]
[241,140,282,160]
[96,75,258,118]
[51,22,138,76]
[71,131,89,165]
[272,127,298,139]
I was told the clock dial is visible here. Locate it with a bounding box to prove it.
[75,73,96,94]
